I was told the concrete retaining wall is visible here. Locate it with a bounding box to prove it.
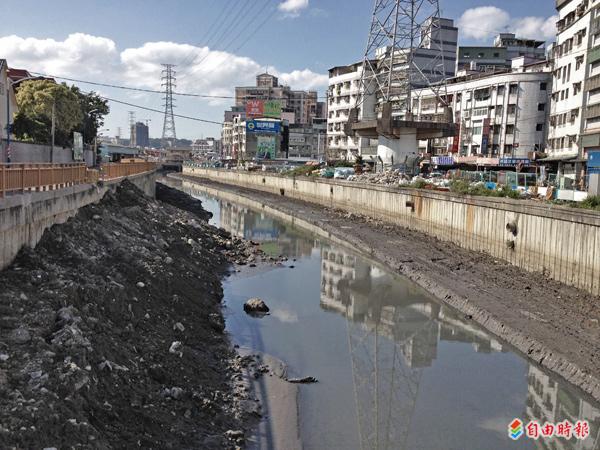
[1,140,75,164]
[184,167,600,296]
[0,170,157,270]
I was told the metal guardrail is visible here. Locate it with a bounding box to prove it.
[0,161,157,198]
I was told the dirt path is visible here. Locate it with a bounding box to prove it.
[177,174,600,404]
[0,181,268,449]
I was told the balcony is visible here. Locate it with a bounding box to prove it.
[585,103,600,119]
[587,73,600,91]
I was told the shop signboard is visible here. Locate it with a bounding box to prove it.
[246,120,281,134]
[499,157,530,167]
[451,112,460,153]
[481,118,491,155]
[588,150,600,167]
[73,132,84,161]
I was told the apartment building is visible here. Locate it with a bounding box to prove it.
[457,33,546,73]
[221,121,234,159]
[327,61,377,159]
[548,0,600,186]
[413,58,552,158]
[235,73,325,125]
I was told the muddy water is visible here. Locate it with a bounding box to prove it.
[191,185,600,450]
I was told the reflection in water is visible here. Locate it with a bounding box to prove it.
[184,183,600,450]
[322,246,600,450]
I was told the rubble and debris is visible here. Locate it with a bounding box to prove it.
[243,298,270,314]
[0,181,261,449]
[286,376,318,384]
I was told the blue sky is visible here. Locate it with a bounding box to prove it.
[0,0,558,140]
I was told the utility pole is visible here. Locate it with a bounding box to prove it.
[128,111,136,147]
[51,99,56,163]
[161,64,177,148]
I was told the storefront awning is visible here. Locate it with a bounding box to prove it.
[538,153,578,162]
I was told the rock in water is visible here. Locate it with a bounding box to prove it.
[243,298,269,314]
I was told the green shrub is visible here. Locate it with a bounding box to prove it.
[576,195,600,211]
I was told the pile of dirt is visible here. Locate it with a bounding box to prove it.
[0,181,264,449]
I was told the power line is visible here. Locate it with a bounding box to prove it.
[30,71,330,99]
[98,95,223,125]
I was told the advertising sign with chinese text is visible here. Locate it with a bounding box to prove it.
[246,100,264,119]
[264,100,282,119]
[257,135,276,159]
[246,120,281,134]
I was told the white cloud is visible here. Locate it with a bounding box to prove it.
[277,69,329,91]
[514,15,558,40]
[0,32,328,138]
[0,33,327,100]
[278,0,309,17]
[458,6,556,41]
[0,33,119,78]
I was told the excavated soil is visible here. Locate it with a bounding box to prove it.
[0,181,266,449]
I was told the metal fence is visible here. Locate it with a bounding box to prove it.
[0,162,157,198]
[99,162,157,180]
[450,170,541,188]
[0,163,88,198]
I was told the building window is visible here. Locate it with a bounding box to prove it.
[497,85,505,95]
[540,82,547,90]
[493,52,500,58]
[536,123,544,131]
[505,144,513,154]
[507,104,517,115]
[509,84,518,95]
[506,125,515,134]
[574,82,582,95]
[538,103,546,111]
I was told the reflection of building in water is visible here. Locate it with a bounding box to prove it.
[319,247,510,450]
[320,247,506,369]
[525,365,600,449]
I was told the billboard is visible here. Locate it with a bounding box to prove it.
[264,100,281,119]
[246,100,282,119]
[246,120,281,134]
[257,135,276,159]
[246,100,263,118]
[73,132,84,161]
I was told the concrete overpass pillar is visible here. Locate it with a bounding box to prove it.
[377,130,418,166]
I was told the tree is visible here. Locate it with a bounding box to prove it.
[70,86,109,145]
[13,80,83,146]
[12,80,109,147]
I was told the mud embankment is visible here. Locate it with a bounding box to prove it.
[0,181,265,449]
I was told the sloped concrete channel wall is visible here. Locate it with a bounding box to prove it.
[183,167,600,297]
[0,171,157,271]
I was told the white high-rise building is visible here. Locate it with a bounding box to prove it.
[413,58,552,159]
[327,61,377,159]
[548,0,599,187]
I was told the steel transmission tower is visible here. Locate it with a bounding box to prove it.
[357,0,448,119]
[161,64,177,147]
